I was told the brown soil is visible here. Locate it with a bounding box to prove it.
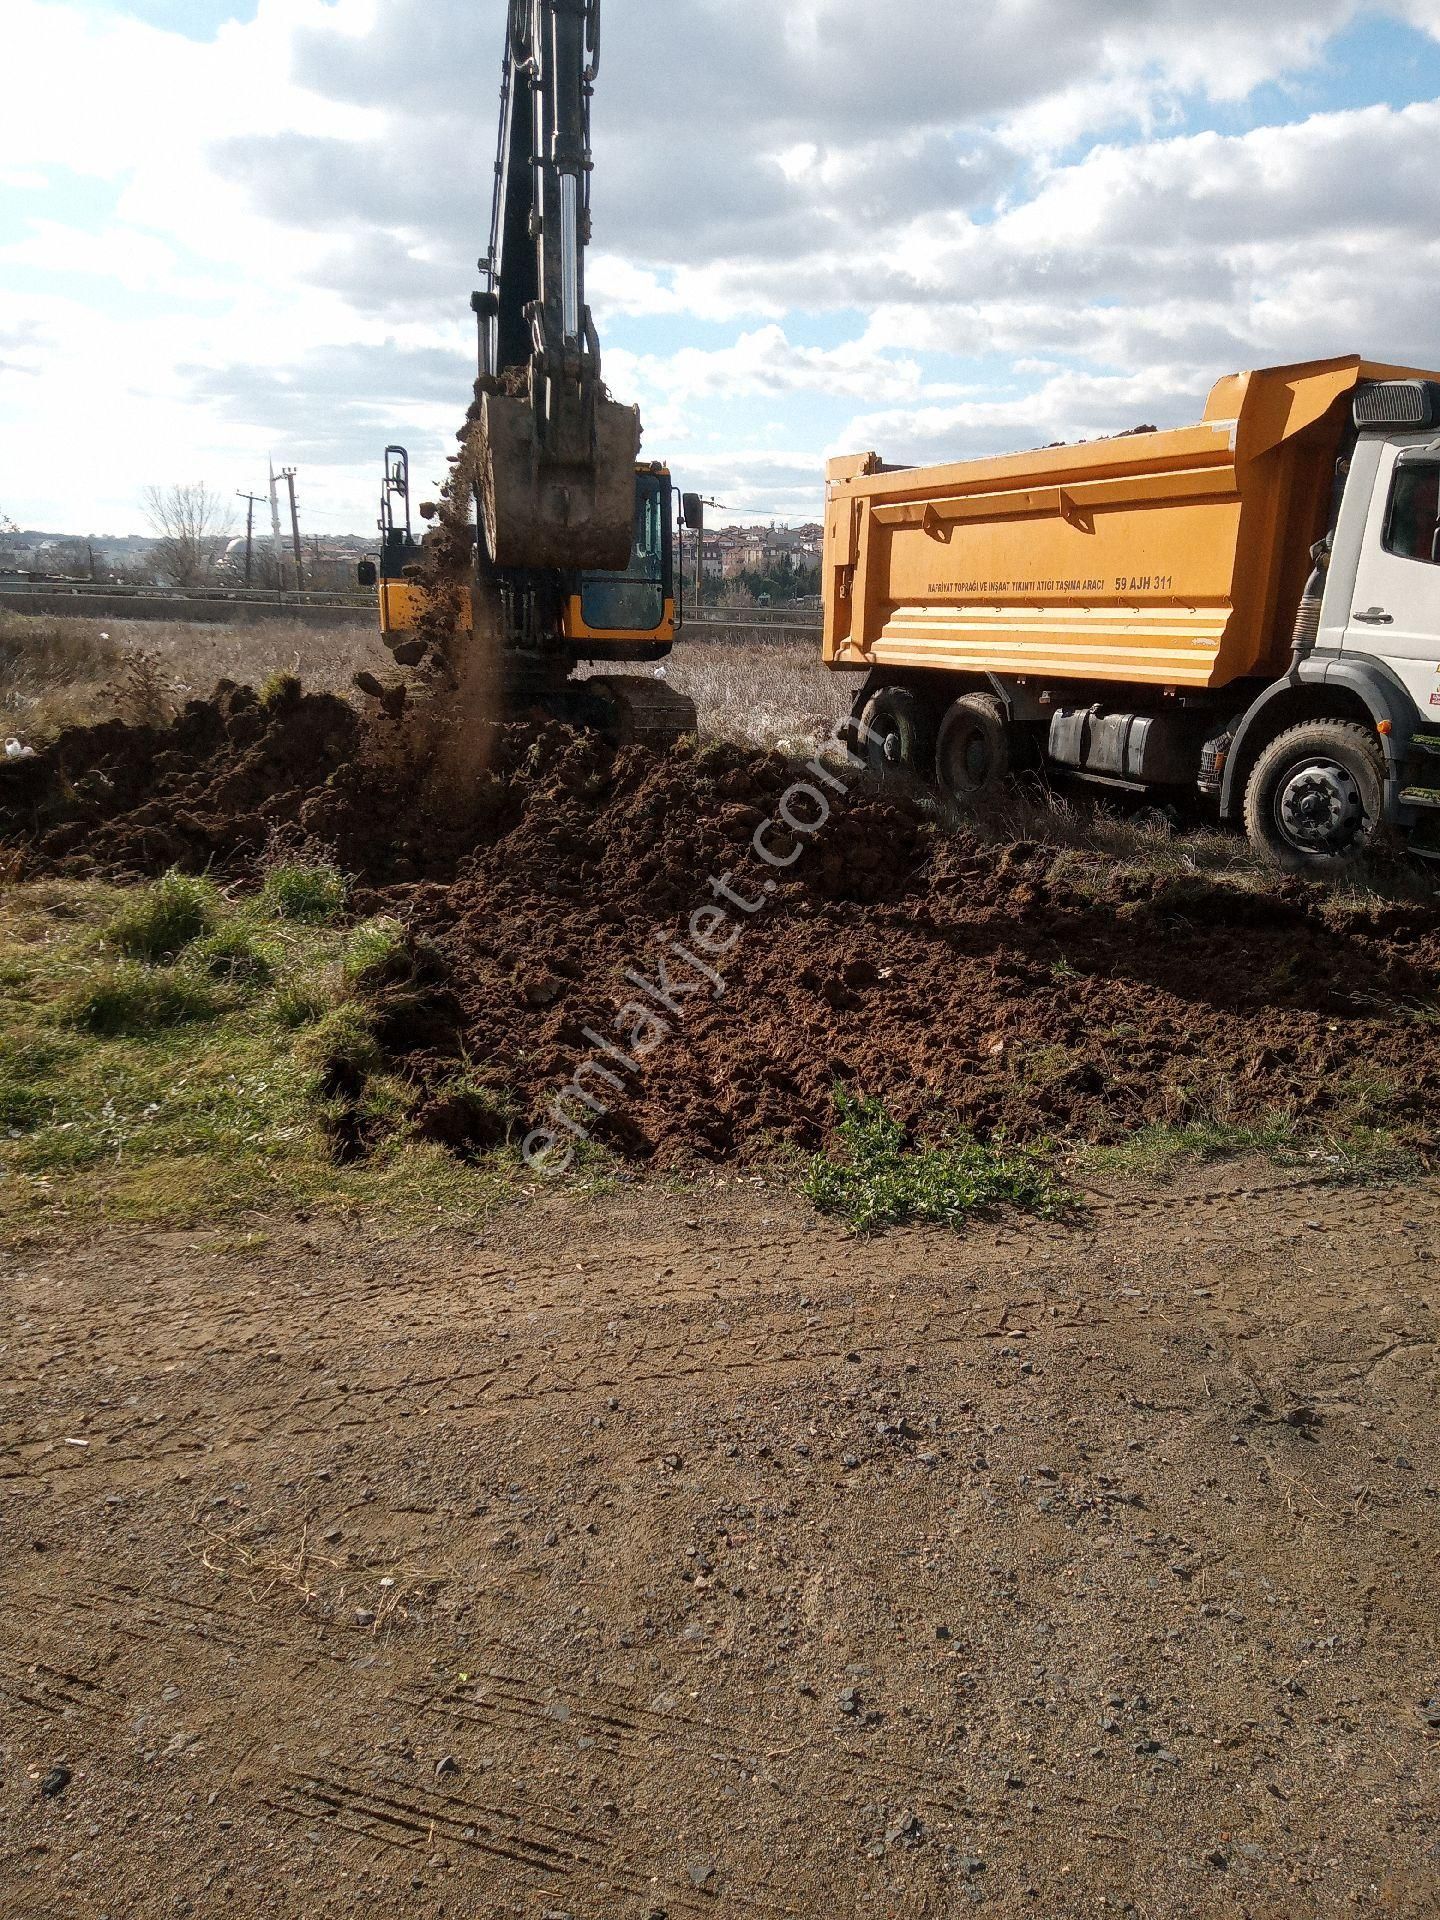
[2,1171,1438,1918]
[4,696,1440,1162]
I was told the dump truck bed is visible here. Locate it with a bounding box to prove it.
[823,357,1440,691]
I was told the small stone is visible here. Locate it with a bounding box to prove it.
[354,1608,376,1628]
[322,1528,342,1545]
[1206,1849,1229,1869]
[435,1756,459,1779]
[838,1689,860,1716]
[39,1765,71,1799]
[688,1864,715,1889]
[842,1454,860,1471]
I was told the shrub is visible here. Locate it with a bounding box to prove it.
[804,1090,1071,1234]
[260,860,349,925]
[63,963,220,1037]
[106,871,219,962]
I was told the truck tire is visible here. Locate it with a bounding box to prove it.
[1243,720,1386,871]
[855,687,935,781]
[936,693,1011,802]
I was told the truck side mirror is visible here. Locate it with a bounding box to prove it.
[681,493,704,532]
[357,560,378,588]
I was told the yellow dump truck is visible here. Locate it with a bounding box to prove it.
[824,356,1440,868]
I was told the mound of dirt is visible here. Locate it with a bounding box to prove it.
[5,689,1440,1166]
[0,681,363,877]
[397,772,1440,1162]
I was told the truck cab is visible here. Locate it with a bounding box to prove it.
[826,357,1440,870]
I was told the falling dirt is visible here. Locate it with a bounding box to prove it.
[5,696,1440,1166]
[365,417,509,799]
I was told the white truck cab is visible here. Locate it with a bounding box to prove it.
[1333,429,1440,719]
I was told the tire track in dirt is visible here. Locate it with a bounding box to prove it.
[6,1179,1434,1488]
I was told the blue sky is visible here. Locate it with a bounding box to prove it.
[5,0,1440,535]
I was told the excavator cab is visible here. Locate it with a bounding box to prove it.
[371,450,678,661]
[567,464,676,653]
[362,447,432,661]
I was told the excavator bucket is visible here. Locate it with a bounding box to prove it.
[478,391,640,572]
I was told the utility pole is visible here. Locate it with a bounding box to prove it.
[687,497,732,611]
[268,465,286,589]
[236,490,265,585]
[280,468,305,592]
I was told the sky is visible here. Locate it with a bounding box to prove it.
[4,1,1440,537]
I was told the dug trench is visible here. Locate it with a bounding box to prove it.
[2,681,1439,1168]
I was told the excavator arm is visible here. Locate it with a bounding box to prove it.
[471,0,639,572]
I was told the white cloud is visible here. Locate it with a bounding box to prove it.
[3,0,1440,528]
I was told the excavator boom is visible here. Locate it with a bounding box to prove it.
[472,0,638,571]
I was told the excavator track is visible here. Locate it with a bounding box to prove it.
[576,675,698,750]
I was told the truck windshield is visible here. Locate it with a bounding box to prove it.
[1384,462,1440,566]
[579,474,667,632]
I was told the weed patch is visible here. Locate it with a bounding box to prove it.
[804,1091,1072,1234]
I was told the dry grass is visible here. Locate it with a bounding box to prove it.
[618,632,855,752]
[0,609,381,740]
[2,608,846,752]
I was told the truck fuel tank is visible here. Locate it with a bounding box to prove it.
[1047,706,1212,786]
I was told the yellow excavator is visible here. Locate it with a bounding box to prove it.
[359,0,700,748]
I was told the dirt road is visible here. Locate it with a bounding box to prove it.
[2,1170,1438,1918]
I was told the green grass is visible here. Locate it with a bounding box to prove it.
[0,879,519,1232]
[804,1090,1073,1234]
[260,860,349,925]
[104,870,219,962]
[62,963,222,1037]
[1078,1104,1423,1187]
[1079,1116,1303,1181]
[189,920,281,986]
[341,917,411,992]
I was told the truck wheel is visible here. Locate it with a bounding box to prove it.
[936,693,1011,801]
[855,687,934,780]
[1243,721,1386,871]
